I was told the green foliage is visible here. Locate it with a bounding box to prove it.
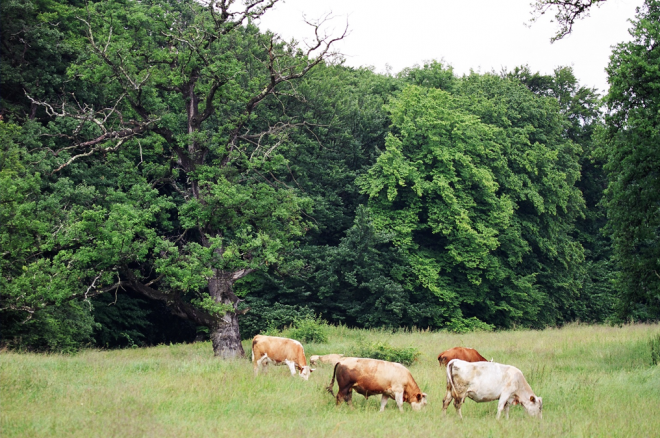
[0,0,86,119]
[287,315,329,344]
[509,66,617,323]
[238,300,315,340]
[0,0,332,353]
[91,293,151,348]
[0,0,632,350]
[600,0,660,320]
[350,340,421,366]
[445,317,495,334]
[359,73,586,329]
[398,60,457,92]
[1,301,97,353]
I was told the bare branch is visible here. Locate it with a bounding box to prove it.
[529,0,607,42]
[232,268,256,281]
[50,139,124,173]
[223,17,347,163]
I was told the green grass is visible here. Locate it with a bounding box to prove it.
[2,323,660,437]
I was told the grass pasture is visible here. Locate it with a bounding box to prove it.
[2,323,659,437]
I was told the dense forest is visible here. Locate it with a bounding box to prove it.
[1,0,659,356]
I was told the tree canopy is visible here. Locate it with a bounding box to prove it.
[1,0,657,354]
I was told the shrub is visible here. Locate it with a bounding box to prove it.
[1,301,97,353]
[238,299,315,340]
[350,341,420,366]
[445,317,495,334]
[287,315,329,343]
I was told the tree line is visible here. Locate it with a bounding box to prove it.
[1,0,659,355]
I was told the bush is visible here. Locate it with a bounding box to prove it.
[1,301,97,353]
[445,317,495,334]
[238,299,315,340]
[350,341,420,366]
[287,315,329,343]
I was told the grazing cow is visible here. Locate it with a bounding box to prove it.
[443,359,542,419]
[326,357,427,412]
[310,354,344,366]
[251,335,314,380]
[437,347,488,366]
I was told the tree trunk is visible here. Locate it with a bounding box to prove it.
[208,272,245,358]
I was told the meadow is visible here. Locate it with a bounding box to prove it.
[2,323,659,438]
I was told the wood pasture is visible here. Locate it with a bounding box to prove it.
[2,323,659,437]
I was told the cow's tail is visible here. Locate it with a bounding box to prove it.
[326,362,339,397]
[446,359,458,398]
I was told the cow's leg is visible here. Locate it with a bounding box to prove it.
[454,396,465,419]
[395,392,404,412]
[442,383,454,415]
[503,402,510,420]
[336,385,352,406]
[380,395,389,412]
[257,354,270,374]
[496,396,510,420]
[283,359,297,376]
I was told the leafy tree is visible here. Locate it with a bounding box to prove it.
[599,0,660,319]
[0,0,88,120]
[1,0,344,357]
[359,72,586,328]
[453,72,586,325]
[233,65,412,328]
[510,66,616,322]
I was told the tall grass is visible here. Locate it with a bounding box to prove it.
[2,323,659,437]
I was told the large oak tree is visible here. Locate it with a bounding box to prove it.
[1,0,344,357]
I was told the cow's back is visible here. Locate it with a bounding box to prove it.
[252,335,306,365]
[439,347,487,365]
[448,359,514,401]
[337,357,415,394]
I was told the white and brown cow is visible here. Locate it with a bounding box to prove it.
[443,359,543,419]
[309,354,344,366]
[251,335,314,380]
[326,357,427,412]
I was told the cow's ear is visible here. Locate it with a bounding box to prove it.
[530,395,536,403]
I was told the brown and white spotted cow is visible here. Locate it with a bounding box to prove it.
[309,354,344,366]
[326,357,427,412]
[443,359,543,419]
[251,335,314,380]
[437,347,488,366]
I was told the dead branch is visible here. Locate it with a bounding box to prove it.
[530,0,607,42]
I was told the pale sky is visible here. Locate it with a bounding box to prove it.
[258,0,644,94]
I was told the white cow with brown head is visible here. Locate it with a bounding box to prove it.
[326,357,427,412]
[443,359,543,419]
[251,335,314,380]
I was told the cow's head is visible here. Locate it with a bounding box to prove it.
[438,355,447,366]
[524,395,543,418]
[309,355,320,366]
[410,392,428,411]
[299,365,315,380]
